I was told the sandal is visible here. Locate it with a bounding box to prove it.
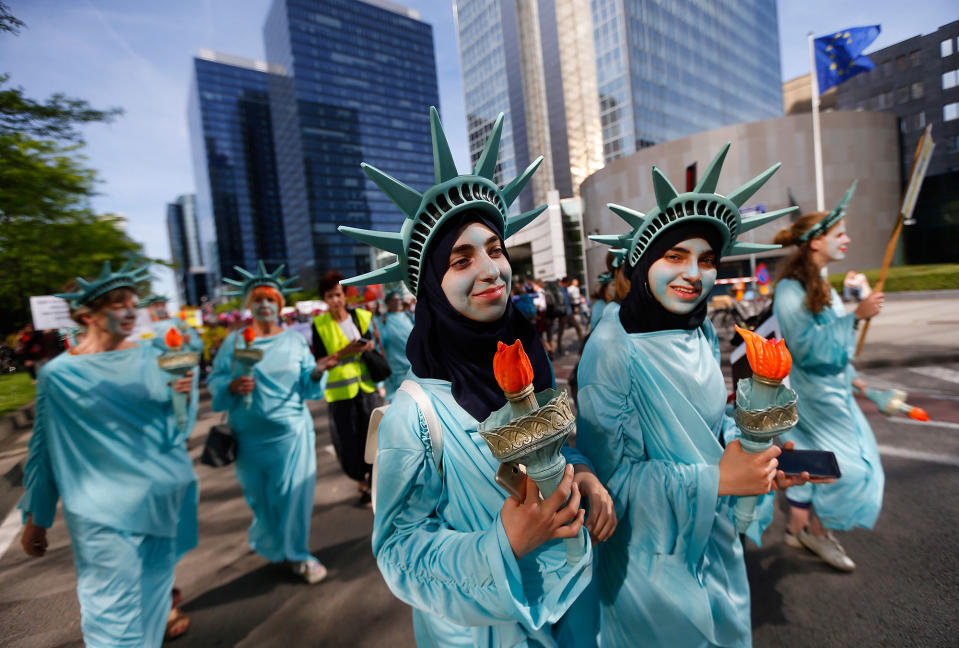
[171,587,182,609]
[165,607,191,641]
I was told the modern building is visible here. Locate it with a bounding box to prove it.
[454,0,783,282]
[580,111,902,287]
[166,194,209,306]
[263,0,440,287]
[831,20,959,263]
[187,50,288,293]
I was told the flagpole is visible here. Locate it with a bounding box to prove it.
[808,32,825,211]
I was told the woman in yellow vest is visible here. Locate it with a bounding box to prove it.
[312,270,383,505]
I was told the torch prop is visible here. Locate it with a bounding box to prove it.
[731,326,799,534]
[477,340,586,564]
[860,387,929,421]
[234,327,263,410]
[157,327,199,431]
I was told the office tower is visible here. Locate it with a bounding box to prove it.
[166,194,209,305]
[830,20,959,263]
[264,0,440,285]
[188,50,288,291]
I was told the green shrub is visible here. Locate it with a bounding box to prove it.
[829,264,959,293]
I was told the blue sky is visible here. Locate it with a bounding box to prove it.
[1,0,955,305]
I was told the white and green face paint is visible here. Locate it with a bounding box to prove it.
[251,298,279,322]
[102,304,137,336]
[441,222,511,322]
[647,237,717,315]
[822,219,850,262]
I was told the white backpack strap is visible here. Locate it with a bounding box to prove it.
[398,379,443,474]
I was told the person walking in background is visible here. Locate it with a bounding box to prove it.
[208,262,334,584]
[841,269,872,302]
[773,184,886,572]
[312,270,382,506]
[554,277,584,356]
[379,290,414,402]
[19,260,199,646]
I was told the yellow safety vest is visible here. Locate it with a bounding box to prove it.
[313,308,376,402]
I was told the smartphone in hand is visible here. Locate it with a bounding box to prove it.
[495,462,529,499]
[778,449,842,479]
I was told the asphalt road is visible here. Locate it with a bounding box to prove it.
[0,358,956,647]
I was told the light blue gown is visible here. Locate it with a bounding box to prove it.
[588,301,606,332]
[150,317,203,353]
[773,279,884,529]
[576,315,772,648]
[372,376,596,647]
[380,311,414,401]
[208,329,326,562]
[19,343,199,648]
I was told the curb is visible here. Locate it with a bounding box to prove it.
[853,351,959,370]
[882,289,959,301]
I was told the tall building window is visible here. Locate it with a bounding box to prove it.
[911,82,924,99]
[944,102,959,122]
[910,50,921,67]
[942,39,954,58]
[945,134,959,154]
[896,55,907,71]
[882,60,893,76]
[943,70,958,90]
[896,86,909,104]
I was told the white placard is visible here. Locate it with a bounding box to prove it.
[29,296,74,330]
[129,308,155,341]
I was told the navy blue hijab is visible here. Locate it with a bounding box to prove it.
[405,212,553,421]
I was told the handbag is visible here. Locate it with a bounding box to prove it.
[200,331,240,467]
[351,310,392,383]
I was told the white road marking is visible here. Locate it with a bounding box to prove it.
[909,366,959,386]
[892,417,959,432]
[0,507,22,559]
[878,444,959,468]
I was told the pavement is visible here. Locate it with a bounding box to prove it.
[0,290,956,646]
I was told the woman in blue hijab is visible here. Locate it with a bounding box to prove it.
[19,261,199,647]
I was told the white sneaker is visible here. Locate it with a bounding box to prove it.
[292,558,328,584]
[783,529,802,549]
[798,529,856,572]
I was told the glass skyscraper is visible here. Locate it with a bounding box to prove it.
[264,0,440,285]
[166,194,209,305]
[592,0,783,161]
[187,51,288,291]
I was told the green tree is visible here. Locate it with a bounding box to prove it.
[0,2,143,335]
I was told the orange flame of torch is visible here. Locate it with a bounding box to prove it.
[242,326,256,345]
[909,407,930,421]
[735,325,792,381]
[165,327,183,349]
[493,340,534,394]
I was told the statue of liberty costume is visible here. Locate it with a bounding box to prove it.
[774,185,884,530]
[139,294,204,354]
[339,108,595,647]
[577,144,797,647]
[207,263,329,567]
[379,299,414,401]
[19,260,199,648]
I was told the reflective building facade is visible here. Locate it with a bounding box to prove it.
[166,194,209,305]
[188,51,288,292]
[264,0,439,285]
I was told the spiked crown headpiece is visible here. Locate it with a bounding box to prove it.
[56,259,151,308]
[590,143,797,268]
[338,107,546,296]
[138,294,169,308]
[798,180,857,242]
[223,261,300,300]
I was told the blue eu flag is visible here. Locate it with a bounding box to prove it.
[815,25,881,94]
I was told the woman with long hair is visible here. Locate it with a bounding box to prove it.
[19,260,199,646]
[208,263,334,583]
[578,145,810,647]
[772,184,885,572]
[339,108,615,647]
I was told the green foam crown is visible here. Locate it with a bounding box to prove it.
[589,143,798,267]
[798,180,857,242]
[223,260,300,299]
[338,107,547,296]
[56,259,152,307]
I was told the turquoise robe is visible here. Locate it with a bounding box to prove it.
[380,311,414,401]
[773,279,884,529]
[19,343,199,648]
[372,376,596,647]
[208,329,327,562]
[588,301,606,332]
[150,317,203,353]
[577,315,771,648]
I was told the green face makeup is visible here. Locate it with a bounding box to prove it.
[647,238,717,315]
[251,298,279,322]
[824,220,849,261]
[104,307,137,335]
[441,222,511,322]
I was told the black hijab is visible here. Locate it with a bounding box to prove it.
[618,221,724,334]
[405,211,553,421]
